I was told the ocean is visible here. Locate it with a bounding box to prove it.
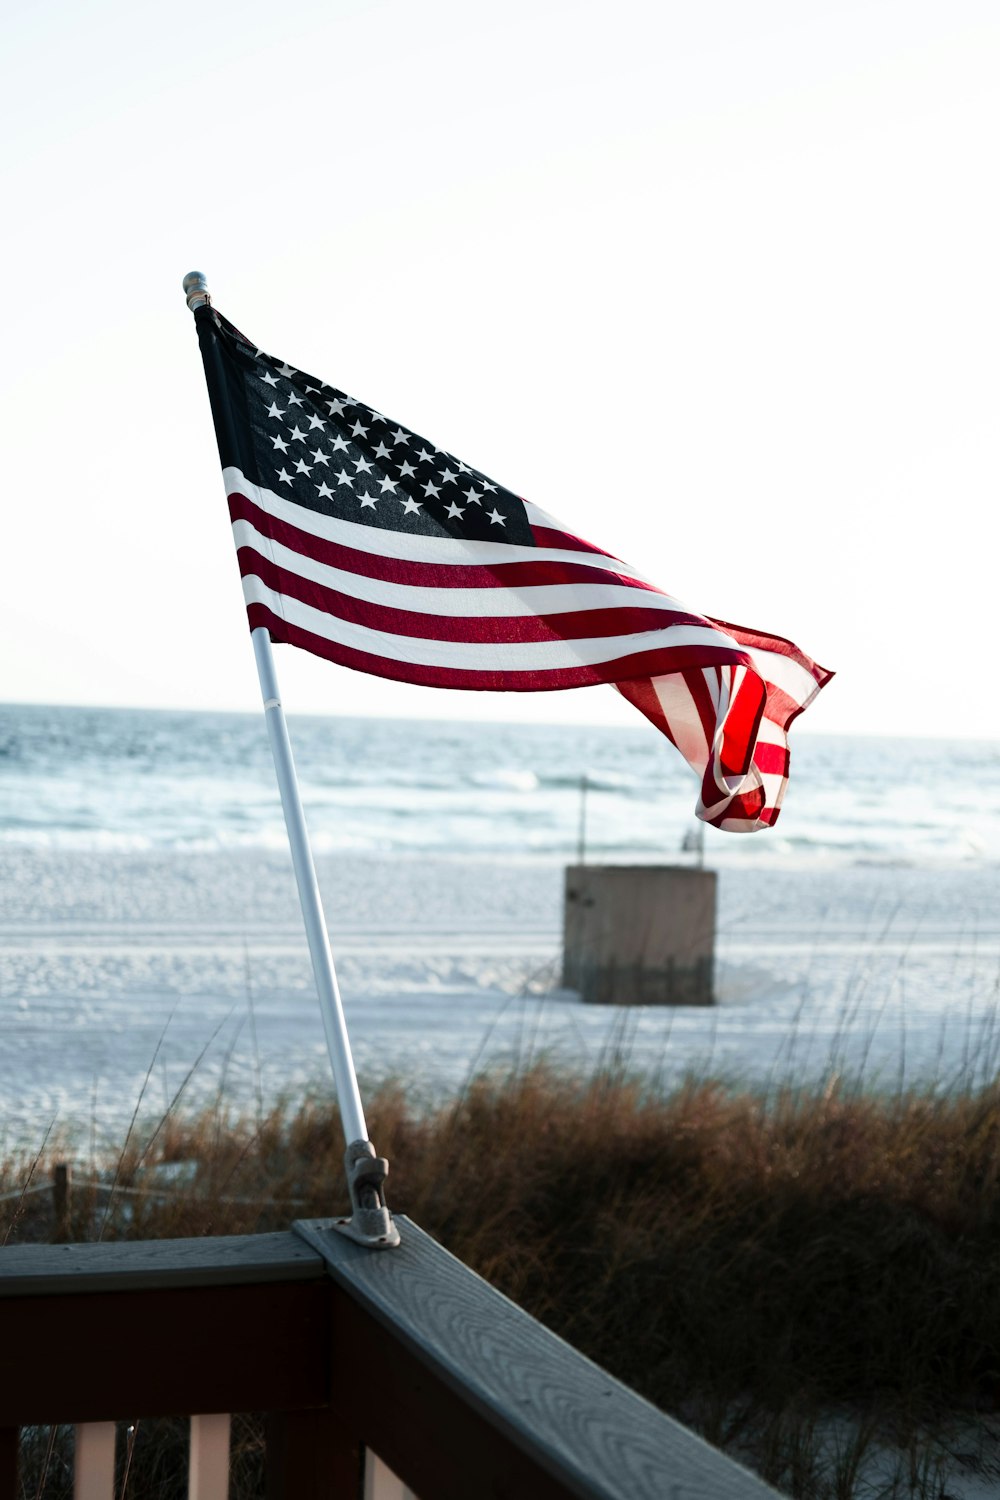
[3,704,998,865]
[1,703,998,1149]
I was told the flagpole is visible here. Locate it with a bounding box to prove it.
[183,271,398,1249]
[250,625,368,1146]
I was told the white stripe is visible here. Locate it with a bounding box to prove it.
[231,516,692,621]
[650,674,710,770]
[523,499,582,532]
[743,645,822,707]
[759,770,787,800]
[754,716,789,746]
[225,467,650,582]
[241,573,737,673]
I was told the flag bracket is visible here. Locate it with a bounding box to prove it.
[332,1139,401,1249]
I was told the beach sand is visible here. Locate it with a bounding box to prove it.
[2,847,998,1150]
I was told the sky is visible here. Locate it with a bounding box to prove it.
[1,0,997,738]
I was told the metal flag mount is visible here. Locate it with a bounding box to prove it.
[183,271,399,1250]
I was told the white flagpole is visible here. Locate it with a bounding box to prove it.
[184,271,398,1248]
[250,625,368,1146]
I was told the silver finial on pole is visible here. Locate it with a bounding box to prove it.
[183,271,211,312]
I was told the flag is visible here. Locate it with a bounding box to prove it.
[193,306,832,831]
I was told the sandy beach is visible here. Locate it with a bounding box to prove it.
[3,844,998,1152]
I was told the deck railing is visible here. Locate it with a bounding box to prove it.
[0,1217,783,1499]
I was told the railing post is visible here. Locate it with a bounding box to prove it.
[189,1414,230,1500]
[364,1451,419,1500]
[74,1422,116,1500]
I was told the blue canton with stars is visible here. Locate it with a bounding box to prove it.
[202,310,534,547]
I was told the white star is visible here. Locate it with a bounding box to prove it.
[295,459,313,476]
[480,480,497,493]
[351,419,369,439]
[260,371,279,387]
[466,488,482,504]
[445,500,465,520]
[378,476,398,494]
[288,425,307,443]
[417,448,435,464]
[330,435,350,453]
[276,468,294,485]
[423,479,441,498]
[457,462,470,474]
[270,434,290,453]
[326,398,347,416]
[488,507,505,525]
[391,428,410,445]
[335,470,354,486]
[307,414,326,430]
[359,493,378,510]
[286,391,303,407]
[373,440,392,460]
[401,497,422,515]
[354,456,374,474]
[277,362,296,379]
[316,481,334,499]
[398,461,417,479]
[438,467,458,484]
[367,408,388,423]
[311,449,329,466]
[266,402,285,420]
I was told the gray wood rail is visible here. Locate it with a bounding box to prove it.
[0,1219,785,1500]
[297,1215,782,1500]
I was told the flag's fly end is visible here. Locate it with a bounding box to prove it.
[183,270,211,312]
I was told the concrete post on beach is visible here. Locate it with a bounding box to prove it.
[562,865,717,1006]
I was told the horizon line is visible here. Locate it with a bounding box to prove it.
[0,698,996,746]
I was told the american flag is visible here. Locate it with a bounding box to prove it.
[194,307,832,831]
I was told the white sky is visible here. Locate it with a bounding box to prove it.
[1,0,997,737]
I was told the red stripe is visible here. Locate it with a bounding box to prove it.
[704,775,766,823]
[686,670,723,754]
[237,547,710,648]
[708,615,833,687]
[718,668,766,779]
[765,681,812,732]
[752,741,791,775]
[528,522,620,556]
[230,491,663,596]
[702,786,770,828]
[247,606,759,692]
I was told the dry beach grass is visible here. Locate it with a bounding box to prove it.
[6,1064,1000,1498]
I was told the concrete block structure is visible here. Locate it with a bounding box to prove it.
[562,865,716,1006]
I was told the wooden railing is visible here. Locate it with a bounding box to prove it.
[0,1217,783,1498]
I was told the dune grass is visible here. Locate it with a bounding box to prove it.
[6,1065,1000,1497]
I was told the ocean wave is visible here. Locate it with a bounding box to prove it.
[469,769,540,792]
[2,707,999,868]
